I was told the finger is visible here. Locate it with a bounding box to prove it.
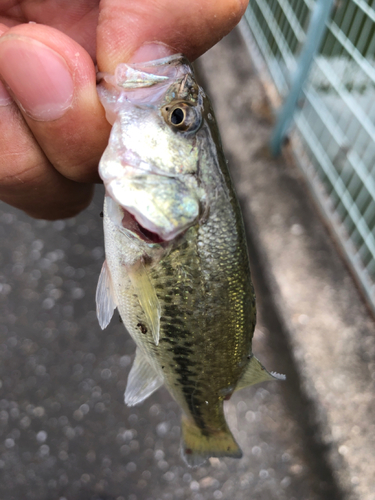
[0,100,94,219]
[0,5,99,60]
[97,0,248,72]
[0,23,111,184]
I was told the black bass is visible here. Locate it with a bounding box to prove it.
[96,54,283,467]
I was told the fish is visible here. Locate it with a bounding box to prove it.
[96,54,284,467]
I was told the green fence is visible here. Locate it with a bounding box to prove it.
[240,0,375,312]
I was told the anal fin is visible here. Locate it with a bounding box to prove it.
[236,355,286,392]
[126,260,161,345]
[124,348,164,406]
[96,260,117,329]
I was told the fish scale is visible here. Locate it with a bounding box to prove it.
[96,53,283,467]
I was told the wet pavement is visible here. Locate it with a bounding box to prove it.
[0,28,368,500]
[0,183,316,500]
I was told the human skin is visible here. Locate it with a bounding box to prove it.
[0,0,248,219]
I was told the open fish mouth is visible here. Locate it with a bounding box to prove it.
[104,188,193,245]
[103,170,201,242]
[121,207,166,244]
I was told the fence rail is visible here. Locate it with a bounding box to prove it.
[240,0,375,312]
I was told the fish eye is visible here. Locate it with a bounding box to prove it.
[171,107,185,125]
[162,102,201,132]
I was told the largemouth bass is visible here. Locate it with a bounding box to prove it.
[96,54,283,467]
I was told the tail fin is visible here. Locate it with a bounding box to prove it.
[180,415,242,467]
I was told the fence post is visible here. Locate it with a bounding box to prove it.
[270,0,334,156]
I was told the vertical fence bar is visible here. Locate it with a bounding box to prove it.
[270,0,334,155]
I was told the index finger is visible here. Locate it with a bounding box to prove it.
[97,0,248,72]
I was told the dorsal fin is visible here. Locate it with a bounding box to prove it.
[236,355,286,391]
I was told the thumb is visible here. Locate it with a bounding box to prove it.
[97,0,247,71]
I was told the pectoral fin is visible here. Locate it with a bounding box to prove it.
[126,260,161,345]
[96,260,117,329]
[125,348,164,406]
[236,355,286,391]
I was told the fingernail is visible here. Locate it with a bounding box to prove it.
[0,80,12,106]
[130,42,176,63]
[0,35,74,120]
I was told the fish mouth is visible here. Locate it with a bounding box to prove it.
[103,171,201,242]
[121,208,166,244]
[105,194,167,244]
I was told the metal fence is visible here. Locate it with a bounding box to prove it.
[240,0,375,312]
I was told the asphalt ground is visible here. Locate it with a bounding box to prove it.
[0,182,319,500]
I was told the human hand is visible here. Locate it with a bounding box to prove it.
[0,0,247,219]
